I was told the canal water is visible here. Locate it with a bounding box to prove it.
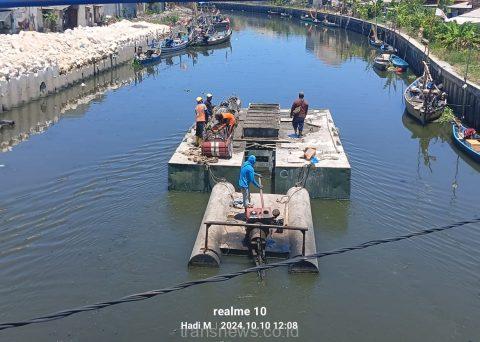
[1,13,479,341]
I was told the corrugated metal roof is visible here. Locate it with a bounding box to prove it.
[448,2,472,9]
[41,5,69,11]
[449,8,480,24]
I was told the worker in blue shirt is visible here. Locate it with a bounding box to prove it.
[238,155,262,210]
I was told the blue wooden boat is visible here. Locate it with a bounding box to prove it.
[134,48,162,66]
[452,122,480,162]
[161,38,189,55]
[320,19,339,28]
[390,54,409,71]
[300,14,320,24]
[379,43,396,53]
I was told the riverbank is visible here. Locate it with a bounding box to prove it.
[216,2,480,129]
[0,20,169,112]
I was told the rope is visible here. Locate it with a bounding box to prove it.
[0,217,478,331]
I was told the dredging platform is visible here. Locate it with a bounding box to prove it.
[168,103,350,199]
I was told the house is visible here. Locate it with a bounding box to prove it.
[449,7,480,24]
[103,3,144,18]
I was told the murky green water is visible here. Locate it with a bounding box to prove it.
[1,13,479,341]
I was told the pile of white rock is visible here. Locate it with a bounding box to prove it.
[0,20,169,82]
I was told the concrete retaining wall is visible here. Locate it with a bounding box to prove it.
[0,33,156,113]
[216,2,480,129]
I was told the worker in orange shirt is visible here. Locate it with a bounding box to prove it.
[195,96,207,146]
[215,112,236,135]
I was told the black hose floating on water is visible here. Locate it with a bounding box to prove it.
[0,217,479,332]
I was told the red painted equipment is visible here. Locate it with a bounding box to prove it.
[201,136,233,158]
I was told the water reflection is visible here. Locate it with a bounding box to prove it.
[231,13,306,37]
[0,42,233,153]
[0,65,130,152]
[402,111,449,174]
[305,25,371,66]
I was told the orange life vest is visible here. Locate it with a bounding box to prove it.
[195,104,206,122]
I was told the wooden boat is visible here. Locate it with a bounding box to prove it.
[379,43,396,53]
[300,15,320,24]
[373,54,391,71]
[191,29,232,47]
[452,121,480,162]
[160,38,189,55]
[369,37,383,47]
[213,15,230,28]
[321,19,339,28]
[0,120,15,129]
[267,10,281,15]
[134,47,162,66]
[389,54,409,71]
[404,61,447,124]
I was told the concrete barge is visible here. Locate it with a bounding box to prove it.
[168,103,351,199]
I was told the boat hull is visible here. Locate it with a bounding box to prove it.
[373,59,389,71]
[452,124,480,162]
[404,95,444,124]
[320,21,339,28]
[404,77,446,125]
[191,30,232,47]
[161,41,189,55]
[390,55,409,71]
[369,38,383,48]
[137,55,162,66]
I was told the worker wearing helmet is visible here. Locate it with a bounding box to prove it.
[205,93,214,122]
[195,97,207,146]
[238,155,262,210]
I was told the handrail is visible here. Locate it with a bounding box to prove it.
[203,220,308,256]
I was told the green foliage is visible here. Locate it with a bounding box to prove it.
[270,0,290,6]
[132,58,141,69]
[354,0,383,20]
[43,11,58,31]
[436,106,455,124]
[436,21,480,49]
[160,14,179,26]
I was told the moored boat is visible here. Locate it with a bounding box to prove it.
[160,37,189,55]
[452,121,480,162]
[404,61,447,124]
[213,15,230,29]
[134,47,162,66]
[373,54,391,71]
[300,13,320,23]
[389,54,409,71]
[369,37,383,47]
[191,29,232,47]
[379,43,396,53]
[321,18,339,28]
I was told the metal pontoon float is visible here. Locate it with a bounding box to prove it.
[188,182,319,273]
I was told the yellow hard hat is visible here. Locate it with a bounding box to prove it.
[196,96,203,102]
